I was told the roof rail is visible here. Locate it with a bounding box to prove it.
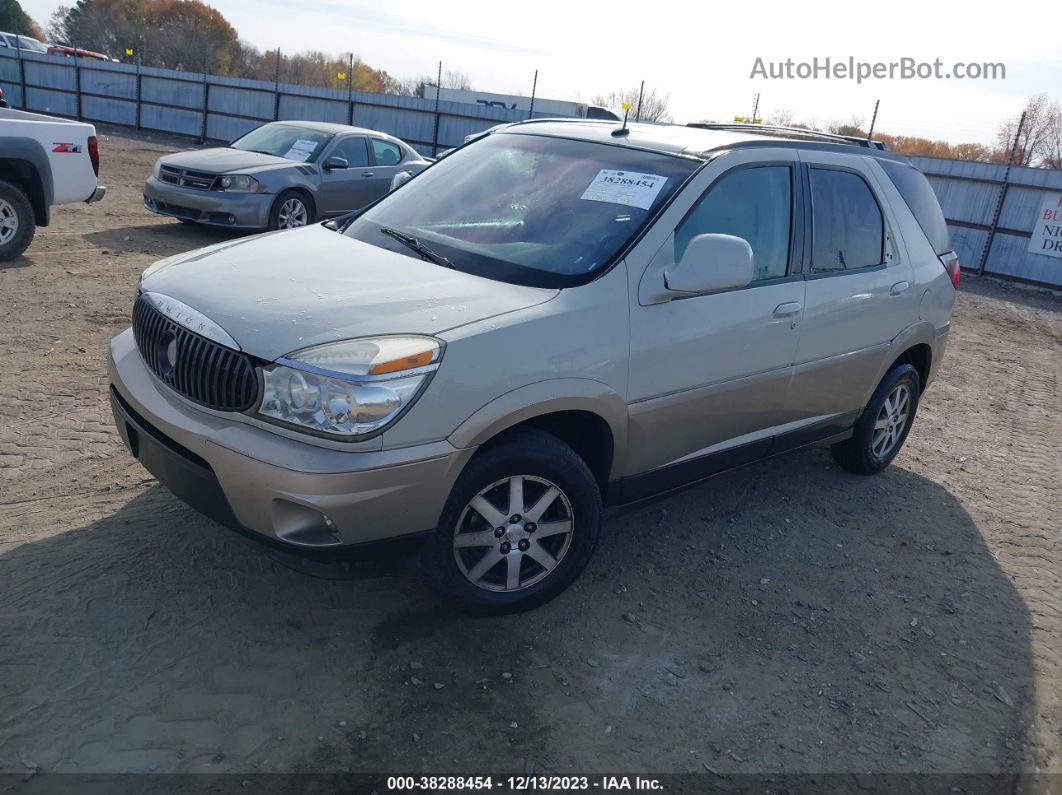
[686,123,890,151]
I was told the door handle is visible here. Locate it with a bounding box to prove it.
[361,171,375,178]
[773,301,802,318]
[890,281,910,296]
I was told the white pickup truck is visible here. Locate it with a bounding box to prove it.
[0,108,106,260]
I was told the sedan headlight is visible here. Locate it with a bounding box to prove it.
[257,336,441,439]
[215,174,261,193]
[152,158,162,179]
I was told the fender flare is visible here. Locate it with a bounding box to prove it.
[448,378,629,480]
[0,137,53,225]
[867,320,937,402]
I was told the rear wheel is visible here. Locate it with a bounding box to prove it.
[422,429,601,614]
[0,180,35,262]
[269,190,312,231]
[831,364,921,475]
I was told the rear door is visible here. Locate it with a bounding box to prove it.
[316,135,374,215]
[784,151,918,432]
[362,138,407,201]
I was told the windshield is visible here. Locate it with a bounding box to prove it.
[344,132,699,288]
[230,124,333,162]
[6,35,47,52]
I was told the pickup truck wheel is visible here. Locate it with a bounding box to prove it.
[422,428,601,614]
[0,180,34,262]
[831,364,921,475]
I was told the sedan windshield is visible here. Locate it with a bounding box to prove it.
[230,124,333,162]
[8,35,47,52]
[344,132,699,288]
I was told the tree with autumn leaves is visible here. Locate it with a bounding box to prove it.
[45,0,403,92]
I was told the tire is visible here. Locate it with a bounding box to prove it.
[268,190,313,231]
[422,428,601,614]
[831,364,921,475]
[0,179,35,262]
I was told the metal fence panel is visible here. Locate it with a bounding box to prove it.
[911,154,1062,288]
[207,85,273,120]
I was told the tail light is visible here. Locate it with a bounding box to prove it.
[939,251,960,288]
[88,135,100,177]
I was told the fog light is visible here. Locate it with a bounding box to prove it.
[272,499,343,547]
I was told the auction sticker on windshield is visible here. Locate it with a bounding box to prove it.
[580,170,668,210]
[284,139,319,162]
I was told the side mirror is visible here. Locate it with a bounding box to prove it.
[389,170,414,191]
[664,233,754,295]
[324,156,348,171]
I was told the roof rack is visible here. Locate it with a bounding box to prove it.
[686,123,890,151]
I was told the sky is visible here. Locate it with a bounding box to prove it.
[19,0,1059,146]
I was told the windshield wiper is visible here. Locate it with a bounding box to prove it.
[379,227,455,269]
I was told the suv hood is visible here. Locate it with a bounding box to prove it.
[139,224,558,361]
[160,147,298,173]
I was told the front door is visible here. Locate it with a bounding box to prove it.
[317,136,375,215]
[623,149,806,495]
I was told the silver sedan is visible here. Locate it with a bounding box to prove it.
[143,120,431,231]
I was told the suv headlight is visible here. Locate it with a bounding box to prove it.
[215,174,261,193]
[257,336,441,439]
[152,158,162,179]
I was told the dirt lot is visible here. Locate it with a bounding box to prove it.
[1,127,1060,781]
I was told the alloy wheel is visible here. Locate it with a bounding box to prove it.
[872,383,911,459]
[453,475,574,592]
[0,198,18,245]
[277,198,308,229]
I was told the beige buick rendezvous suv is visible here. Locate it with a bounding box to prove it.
[109,120,958,612]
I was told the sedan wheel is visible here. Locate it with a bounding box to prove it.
[453,475,575,592]
[277,197,308,229]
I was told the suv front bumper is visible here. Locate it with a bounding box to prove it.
[108,328,472,551]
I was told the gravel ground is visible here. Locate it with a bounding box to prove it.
[0,127,1060,780]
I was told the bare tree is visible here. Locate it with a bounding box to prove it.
[441,70,472,90]
[994,94,1061,167]
[591,85,671,123]
[766,107,795,127]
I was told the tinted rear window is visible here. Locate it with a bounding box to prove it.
[880,160,951,255]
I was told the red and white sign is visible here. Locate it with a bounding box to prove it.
[1029,192,1062,260]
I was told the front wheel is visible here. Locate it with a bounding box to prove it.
[268,190,313,231]
[0,180,35,262]
[422,429,601,614]
[831,363,921,475]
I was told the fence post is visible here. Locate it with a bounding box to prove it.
[16,39,25,109]
[134,58,142,130]
[978,110,1026,276]
[431,60,442,156]
[73,45,82,119]
[273,48,281,121]
[347,53,354,125]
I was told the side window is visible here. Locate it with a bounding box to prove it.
[330,137,369,167]
[809,168,884,271]
[371,139,403,166]
[675,166,792,282]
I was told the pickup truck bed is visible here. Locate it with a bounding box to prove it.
[0,108,106,260]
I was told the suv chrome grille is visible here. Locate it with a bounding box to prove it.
[132,296,258,412]
[159,165,217,190]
